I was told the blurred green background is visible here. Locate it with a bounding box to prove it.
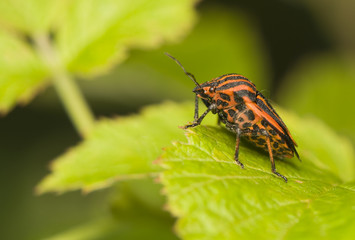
[1,0,355,239]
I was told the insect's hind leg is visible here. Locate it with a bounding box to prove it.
[234,128,244,169]
[234,127,288,182]
[265,136,288,182]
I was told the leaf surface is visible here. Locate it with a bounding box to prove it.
[37,102,201,193]
[159,108,355,239]
[0,0,65,33]
[0,0,197,113]
[0,29,49,114]
[57,0,197,76]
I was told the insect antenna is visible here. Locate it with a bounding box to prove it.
[165,52,201,88]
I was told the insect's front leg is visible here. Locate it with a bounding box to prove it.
[194,95,199,121]
[184,103,216,129]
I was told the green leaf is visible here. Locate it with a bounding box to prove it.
[0,0,66,33]
[45,218,119,240]
[282,109,355,182]
[0,0,197,114]
[57,0,198,76]
[159,108,355,239]
[0,29,49,114]
[66,5,270,114]
[278,55,355,143]
[37,102,202,193]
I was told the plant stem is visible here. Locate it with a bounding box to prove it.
[34,34,95,137]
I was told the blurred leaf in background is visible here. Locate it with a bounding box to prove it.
[0,29,49,113]
[0,0,65,32]
[0,0,197,115]
[0,0,66,113]
[33,5,270,114]
[57,0,197,76]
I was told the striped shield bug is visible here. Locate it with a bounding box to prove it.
[166,53,300,182]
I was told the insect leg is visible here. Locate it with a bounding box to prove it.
[184,104,215,129]
[217,116,222,125]
[194,95,199,121]
[234,128,244,168]
[266,136,288,182]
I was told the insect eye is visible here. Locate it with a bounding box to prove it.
[209,87,215,93]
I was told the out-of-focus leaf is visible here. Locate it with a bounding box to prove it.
[0,29,49,114]
[278,55,355,143]
[0,0,198,114]
[283,109,355,182]
[75,5,270,110]
[0,0,66,33]
[37,102,210,193]
[159,110,355,239]
[45,218,118,240]
[57,0,198,76]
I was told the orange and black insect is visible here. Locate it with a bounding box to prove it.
[166,53,300,182]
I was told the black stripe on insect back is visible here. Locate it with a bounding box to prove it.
[234,90,257,102]
[216,79,256,91]
[257,93,285,124]
[215,73,249,84]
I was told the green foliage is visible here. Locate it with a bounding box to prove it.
[0,0,197,114]
[37,102,197,193]
[0,0,65,33]
[0,29,49,113]
[57,0,197,76]
[159,109,355,239]
[38,101,355,238]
